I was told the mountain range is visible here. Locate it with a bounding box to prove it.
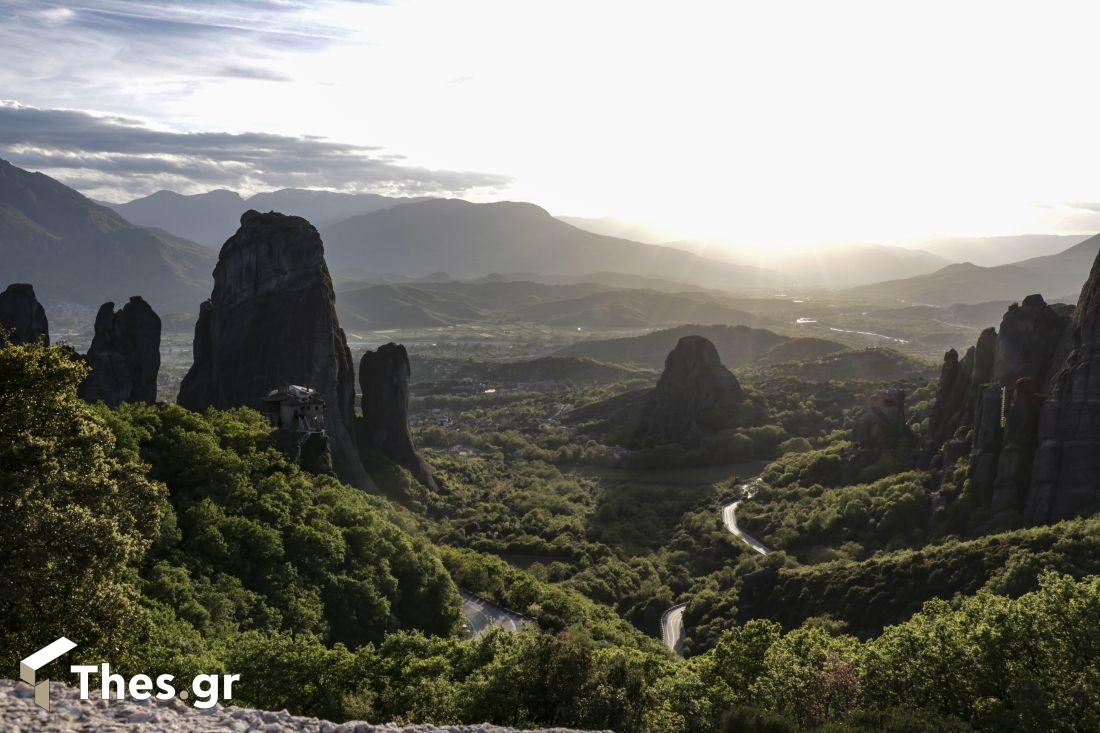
[849,234,1100,305]
[753,243,950,288]
[107,188,429,248]
[320,199,785,291]
[9,156,1100,323]
[557,218,954,287]
[907,234,1090,267]
[0,158,213,313]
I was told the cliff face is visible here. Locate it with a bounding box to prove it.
[1028,257,1100,523]
[78,297,160,406]
[358,343,438,491]
[921,278,1100,523]
[177,210,370,488]
[0,283,48,345]
[634,335,744,446]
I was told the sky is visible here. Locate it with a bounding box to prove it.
[5,0,1100,249]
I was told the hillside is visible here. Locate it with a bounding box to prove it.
[850,234,1100,304]
[321,199,786,291]
[0,159,214,313]
[475,356,653,385]
[755,347,937,382]
[554,323,849,369]
[109,188,428,247]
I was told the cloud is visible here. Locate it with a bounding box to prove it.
[216,65,294,82]
[0,100,511,201]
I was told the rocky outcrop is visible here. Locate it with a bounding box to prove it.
[177,211,370,488]
[1027,258,1100,523]
[272,430,335,477]
[633,335,744,446]
[852,388,910,445]
[992,294,1067,389]
[78,297,160,406]
[358,343,438,491]
[921,282,1100,524]
[0,283,48,345]
[920,328,998,471]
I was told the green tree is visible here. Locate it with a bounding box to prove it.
[0,340,167,669]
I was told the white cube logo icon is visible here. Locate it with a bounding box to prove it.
[20,637,77,711]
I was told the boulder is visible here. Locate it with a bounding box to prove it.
[633,335,744,446]
[0,283,48,345]
[177,210,370,488]
[78,297,160,406]
[358,343,438,491]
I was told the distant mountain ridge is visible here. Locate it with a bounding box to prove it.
[108,187,429,247]
[0,158,214,313]
[850,234,1100,305]
[909,234,1090,266]
[321,199,787,292]
[761,243,950,288]
[559,217,952,287]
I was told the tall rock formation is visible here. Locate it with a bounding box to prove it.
[920,281,1100,524]
[1028,257,1100,523]
[992,295,1067,389]
[358,343,438,491]
[633,335,744,446]
[78,297,161,406]
[0,283,49,345]
[177,210,370,488]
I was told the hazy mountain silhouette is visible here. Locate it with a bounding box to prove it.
[109,188,428,247]
[321,199,786,291]
[762,243,950,288]
[0,159,214,313]
[851,234,1100,304]
[562,216,951,287]
[911,234,1090,267]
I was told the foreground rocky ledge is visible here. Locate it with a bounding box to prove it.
[0,680,601,733]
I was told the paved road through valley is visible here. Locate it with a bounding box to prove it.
[662,477,770,654]
[660,603,687,655]
[722,479,771,555]
[460,591,534,637]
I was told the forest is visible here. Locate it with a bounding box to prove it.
[5,332,1100,732]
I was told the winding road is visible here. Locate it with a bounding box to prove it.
[721,480,771,556]
[460,591,535,637]
[660,603,687,655]
[660,479,770,654]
